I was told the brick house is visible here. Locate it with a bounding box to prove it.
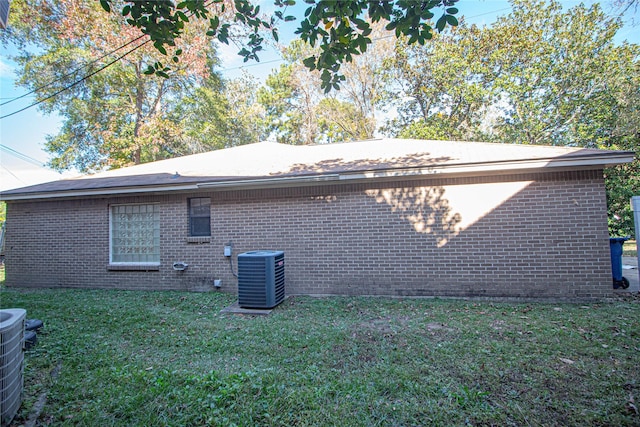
[0,139,633,300]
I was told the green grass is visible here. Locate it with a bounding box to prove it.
[623,240,637,257]
[1,289,639,426]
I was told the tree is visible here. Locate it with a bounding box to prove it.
[379,0,639,237]
[600,61,640,237]
[171,71,267,152]
[257,44,323,145]
[481,0,639,236]
[99,0,460,91]
[337,20,394,139]
[256,20,394,145]
[380,24,494,140]
[257,39,375,145]
[477,1,606,145]
[2,0,255,172]
[605,148,640,238]
[220,72,270,145]
[316,98,374,143]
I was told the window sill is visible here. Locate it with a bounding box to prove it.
[186,236,211,244]
[107,264,160,271]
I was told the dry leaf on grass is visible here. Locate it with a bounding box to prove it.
[626,394,638,415]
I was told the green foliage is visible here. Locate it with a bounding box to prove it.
[2,290,639,426]
[171,72,266,152]
[317,98,373,143]
[449,385,489,410]
[482,0,633,147]
[2,0,261,172]
[604,137,640,238]
[100,0,460,92]
[606,164,639,238]
[257,34,383,145]
[381,26,494,140]
[382,0,639,238]
[258,62,311,144]
[257,61,374,144]
[398,115,463,141]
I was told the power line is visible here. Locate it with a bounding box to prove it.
[0,144,46,167]
[0,37,151,120]
[0,96,34,100]
[0,5,520,120]
[0,164,27,186]
[462,7,512,20]
[223,57,284,72]
[0,33,148,108]
[1,0,222,107]
[0,0,218,119]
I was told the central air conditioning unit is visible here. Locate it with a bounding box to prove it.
[237,250,285,309]
[1,308,26,427]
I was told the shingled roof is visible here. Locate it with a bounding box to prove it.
[1,138,633,201]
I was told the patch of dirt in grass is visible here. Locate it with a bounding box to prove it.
[354,316,457,348]
[340,316,460,367]
[357,315,455,334]
[357,316,409,334]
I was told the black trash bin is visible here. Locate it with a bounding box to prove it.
[609,237,630,289]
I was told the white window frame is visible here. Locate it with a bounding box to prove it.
[109,203,160,266]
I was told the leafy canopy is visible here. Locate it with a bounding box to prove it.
[376,0,639,237]
[99,0,459,92]
[2,0,263,172]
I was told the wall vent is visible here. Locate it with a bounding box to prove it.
[237,250,285,309]
[1,308,26,427]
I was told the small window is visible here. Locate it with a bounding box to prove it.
[189,198,211,237]
[110,204,160,265]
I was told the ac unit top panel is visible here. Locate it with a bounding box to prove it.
[239,250,284,258]
[0,309,27,333]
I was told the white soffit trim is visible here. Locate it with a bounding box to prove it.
[0,184,201,201]
[196,153,634,190]
[1,151,633,200]
[357,152,636,178]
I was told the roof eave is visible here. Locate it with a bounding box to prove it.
[1,152,633,201]
[0,183,201,201]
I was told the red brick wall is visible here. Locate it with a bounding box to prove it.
[3,170,613,300]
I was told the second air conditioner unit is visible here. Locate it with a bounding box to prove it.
[1,308,26,427]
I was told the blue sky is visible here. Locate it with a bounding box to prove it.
[0,0,638,191]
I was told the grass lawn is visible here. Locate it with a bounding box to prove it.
[623,240,637,257]
[0,289,638,426]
